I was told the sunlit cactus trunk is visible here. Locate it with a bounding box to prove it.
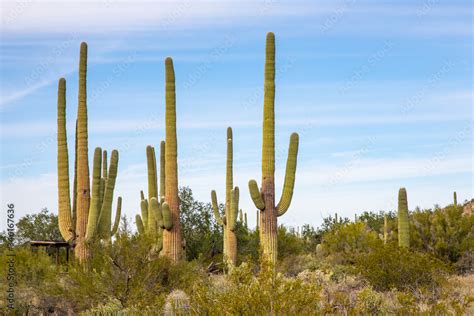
[248,33,299,266]
[74,42,91,262]
[57,42,121,263]
[398,188,410,248]
[383,214,388,245]
[162,57,183,262]
[211,127,239,266]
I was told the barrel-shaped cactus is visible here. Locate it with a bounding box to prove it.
[397,188,410,248]
[163,290,190,316]
[248,32,299,265]
[211,127,239,266]
[162,58,183,262]
[57,43,121,262]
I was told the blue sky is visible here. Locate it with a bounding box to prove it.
[0,0,472,231]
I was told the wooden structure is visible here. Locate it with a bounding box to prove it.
[30,240,72,271]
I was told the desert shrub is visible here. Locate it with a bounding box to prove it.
[191,261,322,314]
[321,222,382,264]
[277,225,305,259]
[236,223,259,265]
[57,233,205,312]
[355,244,450,293]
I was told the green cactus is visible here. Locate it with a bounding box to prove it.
[398,188,410,248]
[136,143,172,254]
[57,43,121,262]
[244,212,248,228]
[164,290,190,316]
[211,127,240,266]
[248,32,299,265]
[454,191,457,207]
[383,214,388,245]
[162,57,183,262]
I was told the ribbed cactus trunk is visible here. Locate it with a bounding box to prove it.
[163,57,182,262]
[211,127,239,266]
[57,78,74,242]
[75,42,91,262]
[248,33,299,266]
[398,188,410,248]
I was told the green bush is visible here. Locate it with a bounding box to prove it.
[355,244,450,293]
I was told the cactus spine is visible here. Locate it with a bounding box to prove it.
[397,188,410,248]
[57,43,121,262]
[162,57,183,262]
[211,127,239,266]
[248,33,299,265]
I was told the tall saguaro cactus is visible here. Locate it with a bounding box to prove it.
[162,57,183,262]
[211,127,240,266]
[248,33,299,265]
[57,43,121,262]
[453,191,457,207]
[398,188,410,248]
[136,144,172,253]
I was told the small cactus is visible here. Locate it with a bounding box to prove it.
[164,290,190,316]
[454,191,457,207]
[383,214,388,245]
[397,188,410,248]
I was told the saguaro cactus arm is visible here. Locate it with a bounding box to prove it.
[162,202,173,230]
[85,147,102,240]
[147,145,158,200]
[98,150,119,239]
[160,140,166,202]
[249,180,265,210]
[57,78,74,241]
[211,190,224,226]
[276,133,299,216]
[140,199,149,231]
[229,187,239,231]
[136,215,145,235]
[148,197,159,237]
[111,196,122,236]
[102,150,108,179]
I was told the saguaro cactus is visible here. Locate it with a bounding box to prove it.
[398,188,410,248]
[453,191,457,207]
[136,144,171,253]
[248,33,299,265]
[162,57,183,262]
[383,214,388,245]
[57,43,121,262]
[211,127,240,266]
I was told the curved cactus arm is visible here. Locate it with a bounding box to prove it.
[148,197,159,237]
[140,199,149,231]
[136,215,145,235]
[98,150,119,240]
[248,180,265,210]
[229,186,239,231]
[111,196,122,236]
[156,201,164,228]
[85,147,102,241]
[146,145,158,200]
[162,202,173,230]
[98,178,105,210]
[102,150,108,179]
[211,190,224,226]
[57,78,74,241]
[276,133,299,217]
